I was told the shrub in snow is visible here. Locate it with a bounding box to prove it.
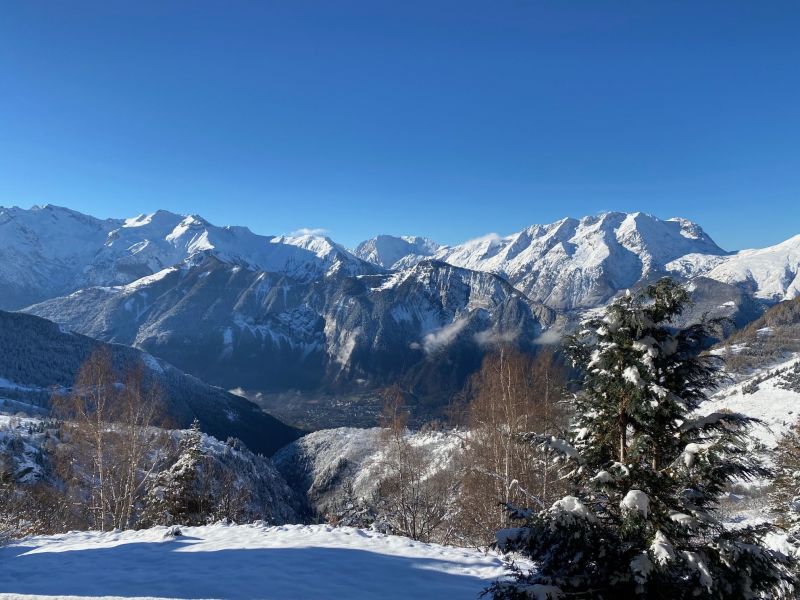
[488,278,795,599]
[162,525,182,538]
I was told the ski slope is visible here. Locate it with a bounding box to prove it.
[0,523,509,600]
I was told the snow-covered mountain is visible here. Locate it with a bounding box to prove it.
[4,204,799,425]
[355,213,800,315]
[23,256,547,404]
[702,234,800,302]
[4,204,797,316]
[359,213,731,311]
[0,205,377,310]
[354,235,441,269]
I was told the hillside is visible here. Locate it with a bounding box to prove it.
[716,297,800,373]
[274,427,462,520]
[0,414,302,528]
[701,297,800,448]
[0,310,300,455]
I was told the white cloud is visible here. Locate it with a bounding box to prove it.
[422,318,469,353]
[474,328,518,347]
[462,232,503,247]
[533,328,563,345]
[288,227,329,237]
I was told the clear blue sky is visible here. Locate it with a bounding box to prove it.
[1,1,798,250]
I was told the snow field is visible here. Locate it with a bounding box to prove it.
[0,523,510,600]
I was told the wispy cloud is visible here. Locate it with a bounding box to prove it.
[462,232,503,246]
[474,328,518,347]
[533,328,563,345]
[420,318,469,353]
[288,227,329,237]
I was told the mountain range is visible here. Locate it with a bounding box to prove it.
[0,204,378,311]
[2,204,798,426]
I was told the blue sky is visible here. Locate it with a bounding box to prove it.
[1,1,798,250]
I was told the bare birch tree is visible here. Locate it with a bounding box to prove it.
[377,385,460,543]
[455,347,568,545]
[53,349,167,531]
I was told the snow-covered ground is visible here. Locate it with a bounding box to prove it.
[703,354,800,449]
[274,427,463,518]
[0,523,509,600]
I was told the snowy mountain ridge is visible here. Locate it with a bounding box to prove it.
[23,255,546,412]
[354,234,441,269]
[3,204,799,314]
[0,204,377,309]
[358,212,800,310]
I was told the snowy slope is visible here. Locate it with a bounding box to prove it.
[701,297,800,448]
[0,523,508,600]
[703,355,800,449]
[355,235,442,269]
[0,205,375,309]
[274,427,463,518]
[703,235,800,302]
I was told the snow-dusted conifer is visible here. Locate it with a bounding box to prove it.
[489,278,795,599]
[140,419,205,527]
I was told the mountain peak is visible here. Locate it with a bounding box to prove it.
[424,211,730,310]
[354,235,441,269]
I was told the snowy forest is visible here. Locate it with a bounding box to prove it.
[3,278,800,598]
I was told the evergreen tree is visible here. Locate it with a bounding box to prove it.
[489,278,795,599]
[140,419,206,527]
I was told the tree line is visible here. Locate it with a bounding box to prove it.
[327,346,571,547]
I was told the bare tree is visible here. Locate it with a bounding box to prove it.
[377,385,460,543]
[455,347,569,545]
[53,349,167,531]
[107,364,167,529]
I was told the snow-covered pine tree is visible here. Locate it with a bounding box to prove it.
[140,419,206,527]
[489,278,795,599]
